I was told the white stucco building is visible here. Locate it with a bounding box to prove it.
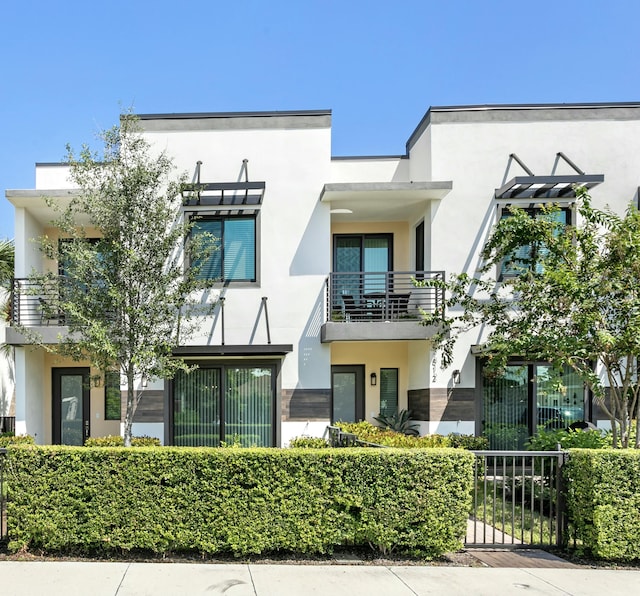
[5,103,640,448]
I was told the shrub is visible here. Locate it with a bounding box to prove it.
[7,446,474,558]
[447,434,489,450]
[337,421,449,448]
[337,422,482,450]
[526,428,609,451]
[84,435,161,447]
[289,436,329,448]
[564,449,640,560]
[0,435,35,447]
[374,409,419,436]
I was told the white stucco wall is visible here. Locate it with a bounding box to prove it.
[412,109,640,390]
[143,118,334,392]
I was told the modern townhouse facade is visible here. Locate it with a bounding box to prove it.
[5,103,640,449]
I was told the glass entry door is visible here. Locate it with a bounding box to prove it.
[52,368,90,445]
[331,365,365,423]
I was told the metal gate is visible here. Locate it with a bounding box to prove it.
[466,450,567,548]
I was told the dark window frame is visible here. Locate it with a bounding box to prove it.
[189,213,259,285]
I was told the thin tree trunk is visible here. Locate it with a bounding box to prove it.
[123,363,135,447]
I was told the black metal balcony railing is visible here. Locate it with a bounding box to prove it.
[325,271,444,323]
[11,278,69,327]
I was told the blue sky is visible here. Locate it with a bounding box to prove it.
[2,0,639,240]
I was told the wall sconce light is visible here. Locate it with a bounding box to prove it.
[91,374,102,388]
[370,372,377,386]
[452,370,461,385]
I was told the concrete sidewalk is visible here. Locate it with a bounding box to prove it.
[1,560,640,596]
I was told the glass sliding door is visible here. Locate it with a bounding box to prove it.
[173,367,221,447]
[482,362,587,449]
[334,234,392,301]
[225,366,273,447]
[334,236,364,301]
[172,363,275,447]
[534,365,585,430]
[482,365,529,450]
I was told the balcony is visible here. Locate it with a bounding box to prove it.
[6,278,71,345]
[321,271,445,342]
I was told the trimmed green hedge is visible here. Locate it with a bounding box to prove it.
[565,449,640,560]
[7,446,473,558]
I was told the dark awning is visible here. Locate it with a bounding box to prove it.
[495,175,604,200]
[181,181,266,207]
[173,344,293,357]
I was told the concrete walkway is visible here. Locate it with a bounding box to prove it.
[1,560,640,596]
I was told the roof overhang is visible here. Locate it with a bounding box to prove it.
[495,175,604,201]
[173,344,293,357]
[320,181,452,222]
[5,189,87,227]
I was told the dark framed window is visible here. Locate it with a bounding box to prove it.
[379,368,399,418]
[104,371,121,420]
[500,207,570,278]
[191,215,257,282]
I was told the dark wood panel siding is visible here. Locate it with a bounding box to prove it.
[409,388,476,422]
[282,389,331,421]
[408,389,429,420]
[122,390,165,423]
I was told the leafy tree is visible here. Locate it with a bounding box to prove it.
[420,187,640,448]
[0,239,14,289]
[26,114,213,446]
[0,239,15,417]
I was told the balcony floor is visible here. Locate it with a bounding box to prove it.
[320,320,442,342]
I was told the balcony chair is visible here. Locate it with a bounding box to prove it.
[389,292,411,318]
[341,295,368,321]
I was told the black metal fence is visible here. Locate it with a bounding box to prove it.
[467,450,567,548]
[0,448,6,541]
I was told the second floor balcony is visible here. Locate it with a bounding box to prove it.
[321,271,445,342]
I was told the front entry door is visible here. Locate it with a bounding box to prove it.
[331,365,365,423]
[52,368,90,445]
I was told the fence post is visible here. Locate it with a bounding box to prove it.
[0,447,7,541]
[556,450,569,549]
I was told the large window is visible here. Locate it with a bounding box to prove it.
[191,215,256,283]
[500,208,569,278]
[482,362,586,450]
[172,363,275,446]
